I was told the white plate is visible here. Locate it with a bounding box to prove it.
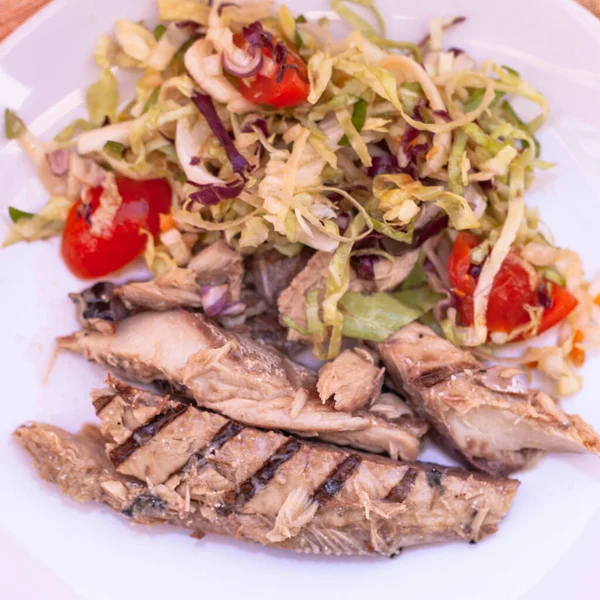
[1,0,600,598]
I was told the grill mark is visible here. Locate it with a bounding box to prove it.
[312,454,361,507]
[385,467,418,503]
[122,493,166,519]
[217,438,302,515]
[412,361,477,388]
[152,379,192,398]
[93,394,114,414]
[179,420,244,475]
[109,404,188,467]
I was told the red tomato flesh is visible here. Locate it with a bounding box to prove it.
[539,283,579,333]
[233,34,309,108]
[447,232,578,338]
[61,177,171,279]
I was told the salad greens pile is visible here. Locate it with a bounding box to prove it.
[4,0,598,396]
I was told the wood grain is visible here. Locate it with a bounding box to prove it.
[0,0,599,41]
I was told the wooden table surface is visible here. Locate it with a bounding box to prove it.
[0,0,599,41]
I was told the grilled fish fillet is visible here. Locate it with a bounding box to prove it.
[378,322,600,476]
[57,310,428,460]
[14,379,518,556]
[69,240,244,327]
[317,347,385,412]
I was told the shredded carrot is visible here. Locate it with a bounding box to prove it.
[160,213,175,232]
[525,361,537,369]
[594,294,600,307]
[570,329,586,368]
[570,348,585,368]
[425,145,439,160]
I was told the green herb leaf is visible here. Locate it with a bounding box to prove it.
[174,171,187,183]
[463,88,504,113]
[103,140,126,158]
[142,86,160,114]
[339,99,368,146]
[8,206,33,223]
[501,100,541,157]
[501,64,520,78]
[153,24,167,40]
[282,315,310,336]
[400,82,422,94]
[4,109,26,140]
[540,267,566,287]
[175,37,195,60]
[398,82,424,114]
[295,14,307,48]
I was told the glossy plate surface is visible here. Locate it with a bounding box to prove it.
[1,1,600,598]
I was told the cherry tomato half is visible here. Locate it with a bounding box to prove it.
[539,283,579,333]
[234,34,309,109]
[61,177,171,279]
[447,232,578,338]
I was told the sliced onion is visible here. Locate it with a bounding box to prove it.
[221,47,263,78]
[191,91,248,174]
[240,114,269,137]
[275,63,302,84]
[367,155,402,177]
[219,301,246,316]
[412,215,449,248]
[333,210,351,233]
[200,284,229,316]
[46,149,70,177]
[273,41,287,63]
[218,2,239,15]
[433,109,452,122]
[242,21,274,53]
[175,117,222,186]
[351,254,378,280]
[175,20,202,31]
[188,175,245,206]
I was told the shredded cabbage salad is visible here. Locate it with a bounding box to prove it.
[4,0,599,396]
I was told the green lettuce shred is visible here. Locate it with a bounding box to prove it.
[8,206,34,222]
[448,130,468,194]
[153,24,167,40]
[339,99,368,146]
[86,68,119,126]
[305,288,327,358]
[3,196,74,247]
[103,140,127,158]
[4,109,26,140]
[321,214,366,358]
[340,285,442,342]
[54,119,93,143]
[501,100,541,157]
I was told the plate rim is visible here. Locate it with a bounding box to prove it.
[1,1,600,599]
